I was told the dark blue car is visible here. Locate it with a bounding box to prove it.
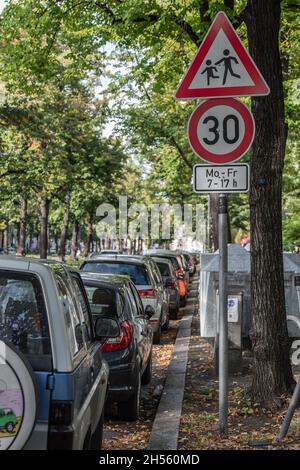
[80,273,154,421]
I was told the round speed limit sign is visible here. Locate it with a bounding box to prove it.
[188,98,255,164]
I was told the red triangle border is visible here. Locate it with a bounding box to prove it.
[175,11,270,99]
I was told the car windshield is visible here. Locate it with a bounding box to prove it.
[82,263,149,286]
[0,271,51,370]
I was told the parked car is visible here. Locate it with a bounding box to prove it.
[190,251,200,265]
[179,251,196,276]
[80,255,169,344]
[0,408,17,433]
[0,257,118,450]
[175,251,191,287]
[7,246,16,255]
[151,257,180,319]
[0,247,4,255]
[81,272,154,421]
[145,250,188,306]
[100,250,123,255]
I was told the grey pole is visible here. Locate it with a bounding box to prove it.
[207,195,210,252]
[218,193,228,435]
[277,377,300,441]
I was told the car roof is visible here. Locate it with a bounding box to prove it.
[145,250,180,258]
[0,256,79,275]
[80,272,133,289]
[151,256,173,265]
[82,255,150,265]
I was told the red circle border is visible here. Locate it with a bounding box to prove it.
[188,98,255,164]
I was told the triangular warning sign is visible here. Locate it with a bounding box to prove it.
[175,11,270,99]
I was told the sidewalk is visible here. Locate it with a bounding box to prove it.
[149,270,300,450]
[148,274,198,450]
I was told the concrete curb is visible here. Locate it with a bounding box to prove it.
[147,277,198,450]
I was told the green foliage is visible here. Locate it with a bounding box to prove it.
[0,0,298,251]
[0,1,127,251]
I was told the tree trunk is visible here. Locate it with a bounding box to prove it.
[83,220,93,257]
[55,236,59,254]
[247,0,294,407]
[71,220,79,261]
[3,224,8,253]
[17,198,27,256]
[59,201,70,262]
[27,231,32,252]
[39,199,50,259]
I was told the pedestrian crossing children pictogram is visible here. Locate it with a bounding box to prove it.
[175,11,270,99]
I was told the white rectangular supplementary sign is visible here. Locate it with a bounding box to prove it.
[193,164,249,193]
[228,297,239,323]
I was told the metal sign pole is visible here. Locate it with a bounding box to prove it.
[219,193,228,435]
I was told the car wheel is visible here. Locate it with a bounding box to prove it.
[118,371,141,421]
[153,324,161,344]
[141,353,152,385]
[6,422,14,434]
[90,412,104,450]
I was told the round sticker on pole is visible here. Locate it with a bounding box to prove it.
[188,98,255,164]
[0,341,38,450]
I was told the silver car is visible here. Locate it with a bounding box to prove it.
[0,257,116,450]
[151,257,180,319]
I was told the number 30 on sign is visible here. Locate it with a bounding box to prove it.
[188,98,255,164]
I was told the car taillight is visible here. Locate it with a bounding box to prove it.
[149,319,158,325]
[48,401,74,449]
[102,320,133,352]
[139,289,157,298]
[50,401,73,426]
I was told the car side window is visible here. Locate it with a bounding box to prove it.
[157,262,170,277]
[125,286,139,317]
[169,257,179,271]
[116,291,125,315]
[0,271,51,371]
[53,268,84,357]
[130,284,144,316]
[71,274,93,346]
[150,261,163,286]
[168,262,176,276]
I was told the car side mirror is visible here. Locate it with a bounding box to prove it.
[144,305,155,319]
[94,317,120,340]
